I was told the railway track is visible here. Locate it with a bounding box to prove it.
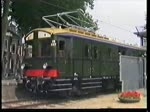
[2,92,71,109]
[2,99,50,109]
[2,90,117,109]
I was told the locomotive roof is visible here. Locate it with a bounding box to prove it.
[25,27,146,51]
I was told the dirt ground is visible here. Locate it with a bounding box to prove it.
[33,89,147,109]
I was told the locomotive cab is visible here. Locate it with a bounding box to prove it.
[23,30,59,76]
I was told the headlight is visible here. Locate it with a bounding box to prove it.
[74,72,78,76]
[43,63,48,69]
[21,64,25,70]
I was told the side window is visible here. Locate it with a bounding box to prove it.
[17,61,20,69]
[85,44,90,58]
[119,47,127,55]
[59,40,65,50]
[58,40,65,57]
[122,50,126,55]
[93,46,98,59]
[11,59,14,72]
[41,39,51,56]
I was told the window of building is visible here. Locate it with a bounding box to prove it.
[4,39,8,51]
[9,59,12,69]
[22,45,25,57]
[10,44,16,53]
[17,61,20,69]
[17,46,21,56]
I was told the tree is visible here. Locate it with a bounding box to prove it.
[1,0,97,76]
[10,0,96,35]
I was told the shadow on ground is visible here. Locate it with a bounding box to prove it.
[14,85,118,106]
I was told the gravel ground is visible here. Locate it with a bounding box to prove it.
[2,89,147,109]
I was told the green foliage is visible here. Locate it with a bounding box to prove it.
[9,0,96,35]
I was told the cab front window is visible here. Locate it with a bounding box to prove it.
[24,31,57,58]
[25,38,54,58]
[40,38,52,57]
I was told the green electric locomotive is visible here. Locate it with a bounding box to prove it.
[19,9,145,95]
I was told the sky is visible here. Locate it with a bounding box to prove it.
[87,0,146,46]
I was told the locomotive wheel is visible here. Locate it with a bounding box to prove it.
[25,79,37,93]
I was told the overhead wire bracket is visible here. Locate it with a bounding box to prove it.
[42,9,97,32]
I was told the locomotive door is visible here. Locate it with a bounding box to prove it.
[83,41,92,77]
[73,38,83,77]
[57,36,72,77]
[91,44,99,77]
